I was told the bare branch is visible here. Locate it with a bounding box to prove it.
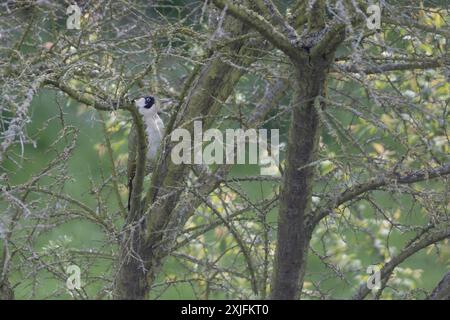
[353,227,450,300]
[314,163,450,225]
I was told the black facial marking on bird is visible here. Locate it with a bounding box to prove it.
[144,96,155,109]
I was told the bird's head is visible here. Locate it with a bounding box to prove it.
[133,96,158,117]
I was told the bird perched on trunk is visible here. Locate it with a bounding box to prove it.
[127,96,165,211]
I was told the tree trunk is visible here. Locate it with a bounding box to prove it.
[0,279,14,300]
[113,230,149,299]
[428,271,450,300]
[271,55,331,300]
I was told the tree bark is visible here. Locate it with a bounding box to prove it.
[113,232,149,299]
[429,271,450,300]
[271,54,333,300]
[0,279,14,300]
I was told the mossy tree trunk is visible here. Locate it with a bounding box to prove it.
[271,54,333,299]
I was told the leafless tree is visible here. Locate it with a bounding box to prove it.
[0,0,448,300]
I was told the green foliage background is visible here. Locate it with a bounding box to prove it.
[0,0,448,299]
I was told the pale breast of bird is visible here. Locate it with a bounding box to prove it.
[144,115,164,161]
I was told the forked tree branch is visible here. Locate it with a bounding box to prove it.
[352,226,450,300]
[313,163,450,225]
[212,0,297,56]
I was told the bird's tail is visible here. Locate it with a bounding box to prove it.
[127,178,133,211]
